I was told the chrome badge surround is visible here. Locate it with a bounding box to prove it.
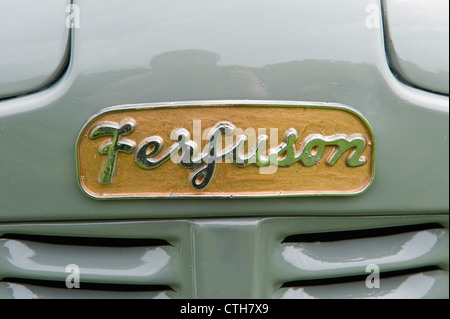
[76,100,376,199]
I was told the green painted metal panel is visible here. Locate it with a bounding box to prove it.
[0,216,448,298]
[0,0,448,221]
[0,0,448,299]
[0,0,71,99]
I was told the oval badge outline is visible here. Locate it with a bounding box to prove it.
[76,100,376,199]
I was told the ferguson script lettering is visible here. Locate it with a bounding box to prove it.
[89,120,367,189]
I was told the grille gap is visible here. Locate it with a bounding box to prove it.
[281,223,443,243]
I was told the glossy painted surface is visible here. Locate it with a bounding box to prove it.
[276,270,449,299]
[0,0,70,99]
[0,219,195,297]
[0,239,173,282]
[383,0,449,95]
[281,229,446,273]
[0,0,448,221]
[0,216,448,298]
[0,0,448,299]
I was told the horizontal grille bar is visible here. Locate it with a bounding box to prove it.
[281,265,441,287]
[274,225,448,281]
[0,237,176,286]
[0,281,177,299]
[275,269,448,299]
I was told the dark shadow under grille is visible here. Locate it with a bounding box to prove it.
[282,223,443,243]
[1,233,172,247]
[2,278,173,292]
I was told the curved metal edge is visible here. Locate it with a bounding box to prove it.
[380,0,449,97]
[0,0,74,103]
[377,0,449,112]
[0,0,79,118]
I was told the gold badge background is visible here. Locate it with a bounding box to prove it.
[77,105,374,198]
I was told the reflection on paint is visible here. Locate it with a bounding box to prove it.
[281,230,443,271]
[0,239,171,277]
[280,271,440,299]
[2,283,40,299]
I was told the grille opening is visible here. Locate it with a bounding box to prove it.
[1,234,172,247]
[280,265,442,288]
[281,223,444,243]
[2,278,174,292]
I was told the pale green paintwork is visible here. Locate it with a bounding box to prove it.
[0,0,70,99]
[0,0,447,221]
[0,0,448,299]
[383,0,449,95]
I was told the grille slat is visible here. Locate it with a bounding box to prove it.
[275,270,449,299]
[0,237,176,286]
[277,227,448,281]
[0,281,177,299]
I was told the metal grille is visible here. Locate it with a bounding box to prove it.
[259,217,449,299]
[1,216,448,298]
[0,220,193,299]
